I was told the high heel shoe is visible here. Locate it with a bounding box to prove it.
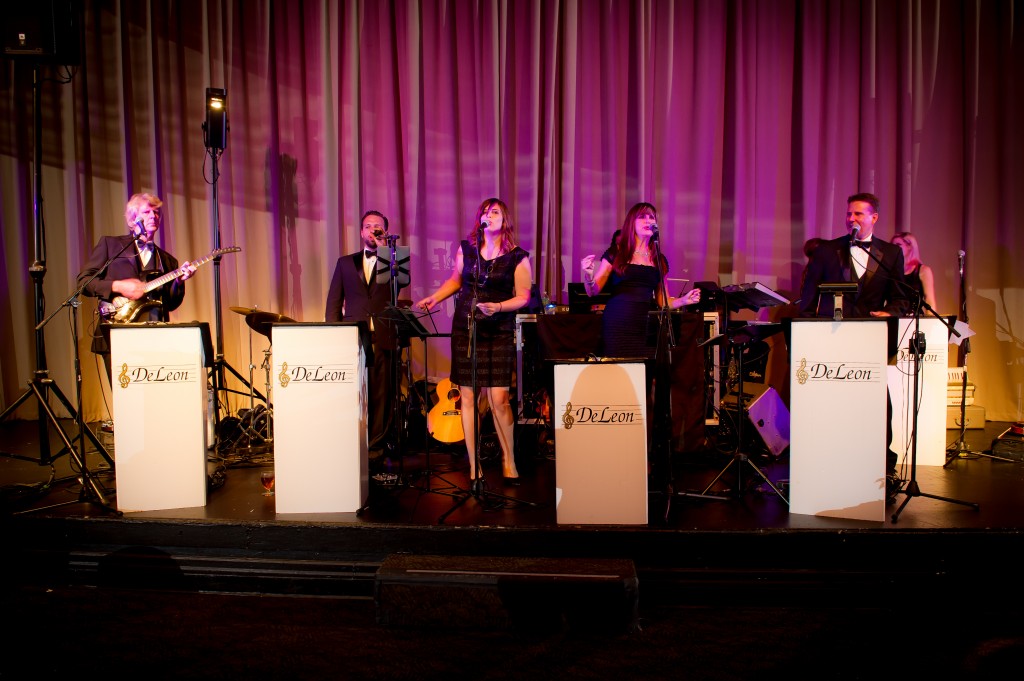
[470,478,484,495]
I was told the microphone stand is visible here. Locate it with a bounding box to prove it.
[891,288,979,522]
[945,252,978,463]
[438,232,534,523]
[848,234,977,519]
[648,233,676,509]
[22,237,140,514]
[382,234,407,484]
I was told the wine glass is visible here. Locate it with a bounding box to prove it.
[260,470,275,496]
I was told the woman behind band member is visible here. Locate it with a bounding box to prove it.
[581,202,700,358]
[892,231,937,310]
[415,198,533,489]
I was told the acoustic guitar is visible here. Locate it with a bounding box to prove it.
[98,246,241,322]
[426,378,464,443]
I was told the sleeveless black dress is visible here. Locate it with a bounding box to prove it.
[599,248,662,359]
[450,241,529,388]
[905,264,924,304]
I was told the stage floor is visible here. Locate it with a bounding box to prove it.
[2,418,1022,530]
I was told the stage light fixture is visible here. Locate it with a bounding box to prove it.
[204,88,227,151]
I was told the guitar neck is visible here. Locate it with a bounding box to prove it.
[141,249,232,294]
[142,267,184,294]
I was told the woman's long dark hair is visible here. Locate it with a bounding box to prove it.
[467,198,516,255]
[611,202,667,275]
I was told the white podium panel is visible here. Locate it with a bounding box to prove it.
[272,323,366,513]
[554,362,647,525]
[111,324,210,512]
[888,318,949,467]
[790,320,888,521]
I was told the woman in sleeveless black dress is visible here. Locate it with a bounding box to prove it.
[416,198,533,487]
[892,232,937,310]
[581,202,701,357]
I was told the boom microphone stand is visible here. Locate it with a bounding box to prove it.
[842,235,977,520]
[891,289,979,521]
[0,63,115,513]
[648,228,676,492]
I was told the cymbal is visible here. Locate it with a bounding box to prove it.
[245,311,296,339]
[230,306,260,316]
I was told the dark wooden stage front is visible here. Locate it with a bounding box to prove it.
[4,416,1023,613]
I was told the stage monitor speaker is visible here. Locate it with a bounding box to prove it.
[376,554,639,633]
[721,382,790,458]
[2,2,83,64]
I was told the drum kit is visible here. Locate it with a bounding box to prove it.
[224,306,296,457]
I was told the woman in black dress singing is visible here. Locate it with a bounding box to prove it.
[580,202,700,358]
[416,198,533,488]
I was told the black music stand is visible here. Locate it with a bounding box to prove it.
[680,283,790,504]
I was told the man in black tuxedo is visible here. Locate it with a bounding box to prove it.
[325,210,406,462]
[798,192,909,501]
[798,192,908,319]
[77,193,196,385]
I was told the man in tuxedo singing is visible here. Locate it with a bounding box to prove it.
[798,192,908,319]
[798,192,909,501]
[325,210,407,464]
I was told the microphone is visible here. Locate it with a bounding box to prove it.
[850,224,860,239]
[958,250,965,277]
[132,218,146,242]
[650,223,659,240]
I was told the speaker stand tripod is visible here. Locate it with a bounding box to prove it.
[681,325,788,504]
[677,283,790,505]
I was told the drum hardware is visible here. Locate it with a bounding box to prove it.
[228,306,293,458]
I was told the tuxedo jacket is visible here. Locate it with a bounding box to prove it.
[798,234,909,318]
[324,251,406,351]
[77,234,184,353]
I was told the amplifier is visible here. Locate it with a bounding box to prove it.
[721,382,790,458]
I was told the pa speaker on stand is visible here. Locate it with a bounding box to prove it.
[719,382,790,459]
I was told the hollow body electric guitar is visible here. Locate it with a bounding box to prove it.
[99,246,241,322]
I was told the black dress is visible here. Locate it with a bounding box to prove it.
[450,241,529,388]
[599,248,662,359]
[905,264,924,307]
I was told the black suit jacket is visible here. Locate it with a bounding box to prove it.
[77,234,184,353]
[798,234,908,318]
[324,252,406,351]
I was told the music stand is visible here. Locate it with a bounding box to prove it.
[375,245,411,288]
[375,306,466,503]
[680,282,790,504]
[364,240,411,493]
[818,282,859,320]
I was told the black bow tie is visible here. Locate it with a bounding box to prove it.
[364,249,377,259]
[852,239,872,250]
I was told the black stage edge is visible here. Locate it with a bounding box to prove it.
[3,418,1024,610]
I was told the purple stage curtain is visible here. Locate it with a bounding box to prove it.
[1,1,1021,422]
